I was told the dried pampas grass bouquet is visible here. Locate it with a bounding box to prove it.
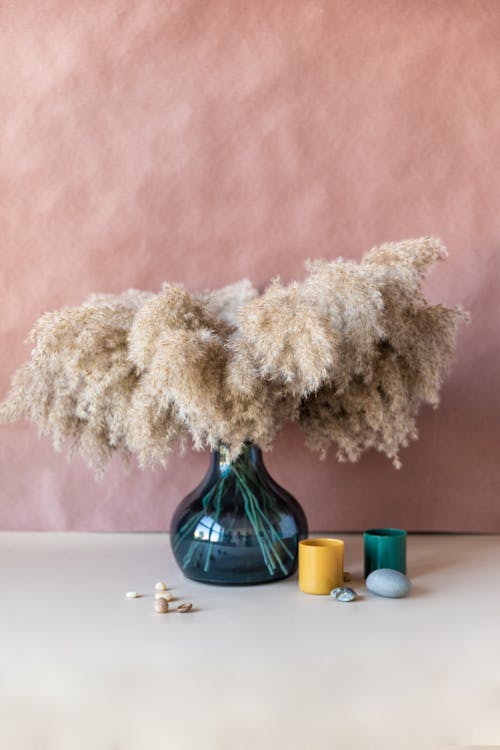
[1,237,468,475]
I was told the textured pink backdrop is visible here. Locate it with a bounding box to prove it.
[1,0,499,531]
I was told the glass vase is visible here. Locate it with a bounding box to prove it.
[170,444,308,585]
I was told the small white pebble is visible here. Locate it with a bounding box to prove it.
[126,591,140,599]
[154,592,168,600]
[155,581,167,592]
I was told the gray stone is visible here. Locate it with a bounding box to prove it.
[366,568,411,598]
[330,586,357,602]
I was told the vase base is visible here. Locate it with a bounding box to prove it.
[180,568,296,587]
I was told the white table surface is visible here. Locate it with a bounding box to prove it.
[0,532,499,750]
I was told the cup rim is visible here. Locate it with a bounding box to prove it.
[299,537,344,549]
[364,528,407,538]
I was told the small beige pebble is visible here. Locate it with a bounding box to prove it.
[154,598,169,614]
[164,592,175,602]
[343,572,352,582]
[177,602,193,613]
[154,592,168,600]
[155,581,167,592]
[126,591,140,598]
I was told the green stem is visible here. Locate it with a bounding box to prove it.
[241,486,276,575]
[203,474,226,573]
[232,467,291,572]
[251,491,295,561]
[173,480,222,550]
[232,468,286,575]
[182,538,203,568]
[173,509,206,550]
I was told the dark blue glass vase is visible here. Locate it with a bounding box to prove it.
[170,444,308,585]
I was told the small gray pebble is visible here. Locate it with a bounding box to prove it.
[330,586,357,602]
[366,568,411,598]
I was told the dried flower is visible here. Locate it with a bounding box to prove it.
[0,238,468,473]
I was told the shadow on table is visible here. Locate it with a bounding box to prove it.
[409,555,461,577]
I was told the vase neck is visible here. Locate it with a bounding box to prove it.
[211,443,262,477]
[218,444,233,475]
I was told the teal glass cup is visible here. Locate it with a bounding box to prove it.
[364,528,407,578]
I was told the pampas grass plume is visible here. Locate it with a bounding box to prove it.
[0,238,468,474]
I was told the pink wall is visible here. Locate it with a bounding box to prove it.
[1,0,499,532]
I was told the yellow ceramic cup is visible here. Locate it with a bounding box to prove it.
[298,538,345,595]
